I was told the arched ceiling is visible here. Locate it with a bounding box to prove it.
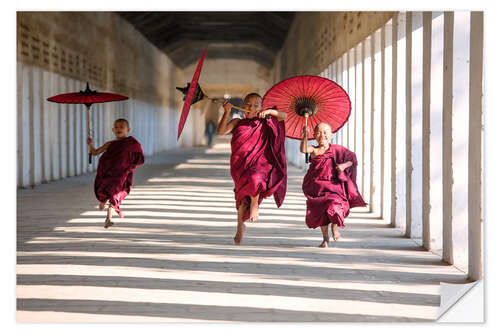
[117,12,295,69]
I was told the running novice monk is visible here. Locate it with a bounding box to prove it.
[217,93,287,245]
[87,118,144,228]
[301,122,366,247]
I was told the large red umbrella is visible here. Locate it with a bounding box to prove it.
[47,82,128,164]
[262,75,351,163]
[176,48,253,140]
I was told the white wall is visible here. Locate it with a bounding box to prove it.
[17,63,182,188]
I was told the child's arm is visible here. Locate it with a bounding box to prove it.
[217,100,240,135]
[258,109,287,121]
[300,126,315,154]
[87,138,112,156]
[336,161,353,172]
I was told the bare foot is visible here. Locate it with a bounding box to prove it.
[99,201,106,211]
[332,224,341,241]
[234,223,246,245]
[249,196,259,222]
[104,217,114,229]
[318,239,329,248]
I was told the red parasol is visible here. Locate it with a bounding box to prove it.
[262,75,351,140]
[47,82,128,164]
[176,48,253,140]
[177,48,207,140]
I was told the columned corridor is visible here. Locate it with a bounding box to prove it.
[17,136,467,322]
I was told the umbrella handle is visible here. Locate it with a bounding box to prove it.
[304,113,310,164]
[206,96,253,114]
[86,105,92,165]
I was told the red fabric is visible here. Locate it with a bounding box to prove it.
[302,144,366,229]
[177,48,207,140]
[262,75,351,140]
[94,136,144,217]
[230,117,287,222]
[47,92,128,105]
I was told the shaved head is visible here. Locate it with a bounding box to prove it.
[314,122,332,133]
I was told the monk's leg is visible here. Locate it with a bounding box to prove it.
[98,200,107,211]
[331,223,341,241]
[234,203,247,245]
[249,194,259,222]
[319,225,329,248]
[104,203,114,229]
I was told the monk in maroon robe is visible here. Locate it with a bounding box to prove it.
[301,122,366,247]
[88,118,144,228]
[218,93,287,244]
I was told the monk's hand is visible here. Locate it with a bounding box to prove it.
[222,100,233,113]
[336,163,346,173]
[258,110,270,118]
[86,137,93,145]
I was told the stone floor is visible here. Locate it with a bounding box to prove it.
[16,136,468,322]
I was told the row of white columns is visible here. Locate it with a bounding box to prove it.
[309,11,482,280]
[17,63,187,189]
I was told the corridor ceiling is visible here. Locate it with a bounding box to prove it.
[117,12,295,69]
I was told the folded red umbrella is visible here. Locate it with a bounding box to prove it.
[47,82,128,164]
[177,48,207,140]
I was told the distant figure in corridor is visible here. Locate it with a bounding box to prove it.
[217,93,287,245]
[87,118,144,229]
[301,122,366,247]
[205,120,216,147]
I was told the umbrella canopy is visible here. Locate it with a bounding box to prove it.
[47,82,128,106]
[262,75,351,140]
[177,48,207,140]
[47,82,129,164]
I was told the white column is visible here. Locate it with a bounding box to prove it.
[442,11,454,264]
[337,56,344,147]
[68,79,75,177]
[49,71,59,180]
[74,80,82,176]
[468,11,483,281]
[430,12,445,253]
[395,12,407,231]
[372,28,382,217]
[451,11,470,272]
[411,12,423,243]
[80,101,86,174]
[383,20,394,222]
[405,12,413,237]
[355,43,364,192]
[422,12,432,249]
[363,37,372,207]
[342,53,349,147]
[331,60,339,144]
[59,76,67,178]
[348,48,356,152]
[370,32,376,213]
[20,64,31,187]
[32,67,42,185]
[42,70,52,182]
[390,14,398,227]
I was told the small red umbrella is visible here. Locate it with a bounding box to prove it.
[47,82,128,164]
[262,75,351,163]
[176,48,253,140]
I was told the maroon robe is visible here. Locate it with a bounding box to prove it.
[302,144,366,229]
[94,136,144,217]
[230,117,287,222]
